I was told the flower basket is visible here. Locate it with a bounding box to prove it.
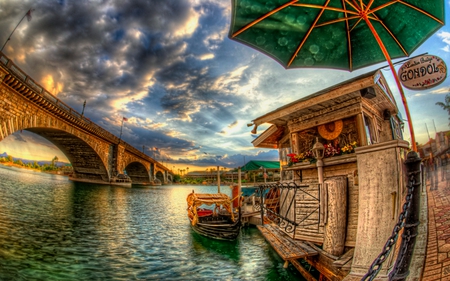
[287,141,358,166]
[287,151,315,167]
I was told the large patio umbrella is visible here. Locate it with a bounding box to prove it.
[229,0,445,151]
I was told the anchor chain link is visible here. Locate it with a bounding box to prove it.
[361,172,417,281]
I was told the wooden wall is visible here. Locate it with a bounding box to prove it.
[284,159,358,247]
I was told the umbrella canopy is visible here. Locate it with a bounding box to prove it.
[229,0,445,151]
[229,0,444,71]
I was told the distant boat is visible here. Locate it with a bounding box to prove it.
[151,178,162,186]
[110,174,132,187]
[136,179,162,186]
[186,191,241,241]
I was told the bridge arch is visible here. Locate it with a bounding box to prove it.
[155,170,165,183]
[25,127,111,182]
[1,55,172,185]
[0,111,113,182]
[123,161,151,184]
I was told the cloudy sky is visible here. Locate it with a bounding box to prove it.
[0,0,449,171]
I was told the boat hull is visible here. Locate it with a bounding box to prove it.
[190,214,241,241]
[69,177,132,188]
[109,181,132,188]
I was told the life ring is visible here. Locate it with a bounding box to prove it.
[318,120,343,140]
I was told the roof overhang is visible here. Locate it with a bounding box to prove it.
[252,125,284,148]
[250,70,399,149]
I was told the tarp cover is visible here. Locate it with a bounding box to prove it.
[186,192,234,225]
[241,160,280,171]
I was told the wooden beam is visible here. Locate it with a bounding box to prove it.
[289,104,361,133]
[257,224,318,260]
[290,259,318,281]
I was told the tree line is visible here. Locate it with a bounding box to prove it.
[0,154,73,173]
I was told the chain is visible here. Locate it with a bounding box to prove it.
[361,173,416,281]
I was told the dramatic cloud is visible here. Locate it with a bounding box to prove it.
[437,31,450,52]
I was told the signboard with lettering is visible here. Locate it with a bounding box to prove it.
[398,55,447,90]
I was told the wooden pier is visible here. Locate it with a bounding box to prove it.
[257,224,318,267]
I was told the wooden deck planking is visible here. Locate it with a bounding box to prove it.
[257,223,318,261]
[332,248,354,268]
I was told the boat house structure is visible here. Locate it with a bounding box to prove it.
[249,70,423,280]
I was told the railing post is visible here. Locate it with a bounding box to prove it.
[260,185,265,225]
[389,150,422,280]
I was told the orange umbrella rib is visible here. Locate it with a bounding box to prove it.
[343,0,353,71]
[231,0,298,38]
[363,0,376,13]
[349,17,364,33]
[398,1,444,25]
[291,3,359,16]
[347,0,362,11]
[367,0,443,25]
[315,15,363,28]
[363,16,417,152]
[368,0,400,14]
[288,0,331,67]
[369,16,408,56]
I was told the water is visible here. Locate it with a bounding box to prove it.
[0,165,304,280]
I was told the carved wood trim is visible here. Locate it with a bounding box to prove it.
[289,103,361,133]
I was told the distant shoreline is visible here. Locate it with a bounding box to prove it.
[0,162,67,176]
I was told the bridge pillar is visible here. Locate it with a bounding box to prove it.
[150,163,155,181]
[114,143,126,176]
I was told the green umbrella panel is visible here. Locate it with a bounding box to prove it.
[229,0,445,71]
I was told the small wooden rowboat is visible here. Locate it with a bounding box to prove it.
[187,192,241,241]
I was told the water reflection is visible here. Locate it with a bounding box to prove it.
[0,166,304,280]
[190,230,241,262]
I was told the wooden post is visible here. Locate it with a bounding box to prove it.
[217,165,220,193]
[323,176,347,256]
[238,167,241,198]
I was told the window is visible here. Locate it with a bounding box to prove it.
[279,141,292,167]
[363,114,376,145]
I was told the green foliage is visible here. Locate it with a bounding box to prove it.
[51,156,59,167]
[436,94,450,125]
[173,174,181,182]
[0,153,67,173]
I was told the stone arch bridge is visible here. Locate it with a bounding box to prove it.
[0,52,172,185]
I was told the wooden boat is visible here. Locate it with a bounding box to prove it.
[110,173,132,187]
[186,192,241,240]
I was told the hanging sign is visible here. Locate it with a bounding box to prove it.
[398,55,447,90]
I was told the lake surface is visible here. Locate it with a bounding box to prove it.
[0,165,304,280]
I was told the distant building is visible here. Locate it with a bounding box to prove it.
[418,130,450,166]
[184,170,245,182]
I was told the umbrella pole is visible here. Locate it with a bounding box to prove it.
[363,18,417,152]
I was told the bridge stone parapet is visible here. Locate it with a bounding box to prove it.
[0,52,171,185]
